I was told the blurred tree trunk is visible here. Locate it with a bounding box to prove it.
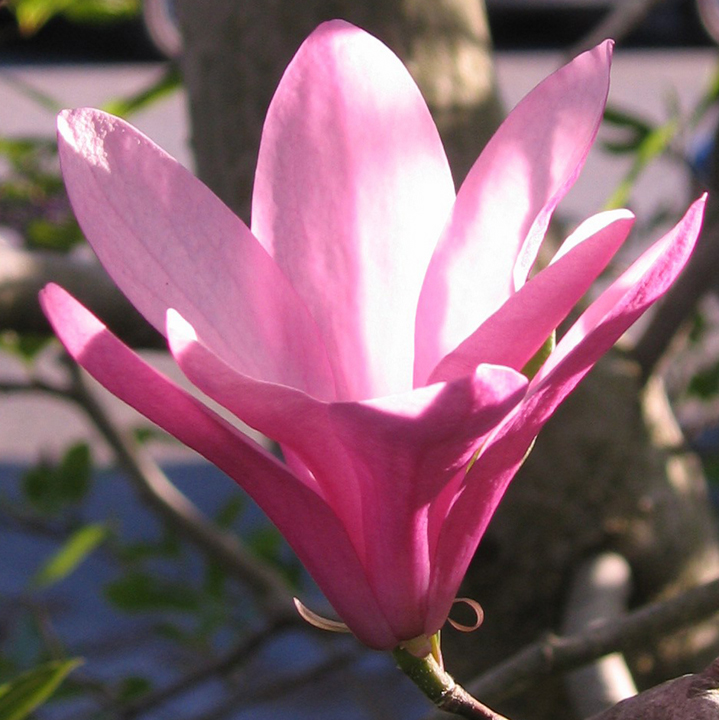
[174,2,719,718]
[448,351,719,719]
[174,0,502,219]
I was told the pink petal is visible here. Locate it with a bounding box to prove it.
[57,109,335,400]
[423,195,705,632]
[415,41,613,386]
[167,308,526,639]
[164,309,366,557]
[428,210,634,383]
[533,196,706,390]
[252,20,455,400]
[39,284,398,649]
[327,366,527,639]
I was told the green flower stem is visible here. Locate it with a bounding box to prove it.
[392,647,512,720]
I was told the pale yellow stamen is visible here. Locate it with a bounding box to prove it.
[293,597,351,633]
[447,597,484,632]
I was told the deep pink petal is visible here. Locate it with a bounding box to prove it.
[423,195,705,632]
[429,210,634,383]
[166,308,526,639]
[57,109,335,400]
[415,41,613,386]
[164,309,366,560]
[39,284,398,649]
[252,20,455,400]
[327,367,527,639]
[533,196,706,389]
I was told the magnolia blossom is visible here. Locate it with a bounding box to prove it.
[41,20,704,651]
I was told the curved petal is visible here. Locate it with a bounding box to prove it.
[167,308,526,639]
[533,196,706,390]
[415,41,613,386]
[423,195,705,632]
[327,367,527,639]
[164,309,366,560]
[429,209,634,384]
[39,284,398,649]
[252,20,455,400]
[57,109,335,400]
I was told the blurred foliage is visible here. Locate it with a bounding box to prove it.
[600,57,719,211]
[102,65,181,118]
[0,331,52,362]
[602,109,680,210]
[0,136,83,251]
[105,571,202,613]
[0,659,81,720]
[7,0,140,36]
[22,442,93,514]
[688,360,719,399]
[31,523,109,589]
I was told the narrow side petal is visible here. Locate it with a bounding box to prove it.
[252,20,455,400]
[533,196,706,390]
[39,284,398,649]
[327,366,527,640]
[416,41,613,386]
[423,195,705,632]
[429,210,634,384]
[57,109,335,400]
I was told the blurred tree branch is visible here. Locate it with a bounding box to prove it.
[0,244,162,348]
[425,574,719,719]
[570,0,669,56]
[632,114,719,379]
[6,356,299,621]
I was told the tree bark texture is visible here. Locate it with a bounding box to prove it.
[444,352,719,719]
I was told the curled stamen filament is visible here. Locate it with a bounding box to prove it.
[293,597,352,633]
[447,597,484,632]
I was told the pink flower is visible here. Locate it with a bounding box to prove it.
[41,20,704,651]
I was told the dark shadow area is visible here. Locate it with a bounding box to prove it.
[0,2,715,65]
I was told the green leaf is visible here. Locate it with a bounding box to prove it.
[116,676,152,702]
[520,331,555,380]
[688,362,719,399]
[31,524,109,589]
[604,117,679,210]
[601,105,653,154]
[105,572,200,613]
[0,331,51,362]
[7,0,139,35]
[248,526,302,589]
[248,526,282,564]
[103,67,182,119]
[214,495,244,530]
[26,216,83,251]
[115,531,181,562]
[603,105,654,135]
[203,559,227,601]
[22,442,93,514]
[0,659,82,720]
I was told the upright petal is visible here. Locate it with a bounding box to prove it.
[428,210,634,384]
[327,367,527,639]
[57,109,335,400]
[423,196,705,632]
[39,284,399,649]
[415,41,613,386]
[252,20,455,400]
